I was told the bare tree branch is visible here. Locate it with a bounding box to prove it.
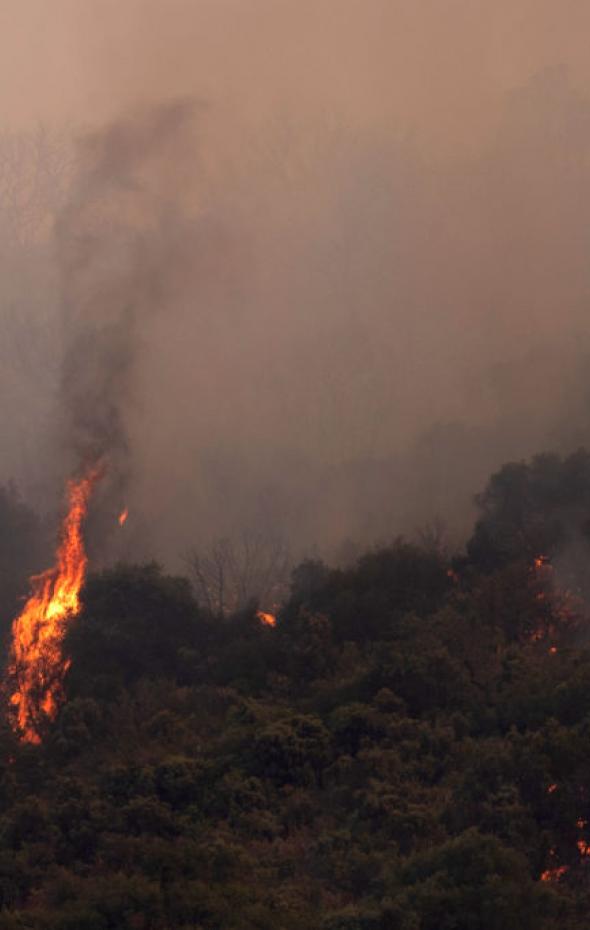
[185,530,291,617]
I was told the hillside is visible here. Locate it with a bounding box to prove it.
[2,452,590,928]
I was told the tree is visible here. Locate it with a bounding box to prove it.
[186,530,290,617]
[466,450,590,571]
[63,563,212,698]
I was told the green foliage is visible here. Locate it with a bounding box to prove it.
[4,454,590,927]
[63,563,212,699]
[251,714,332,785]
[282,541,450,643]
[467,449,590,571]
[401,830,552,930]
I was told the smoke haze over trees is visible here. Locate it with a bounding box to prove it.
[4,6,590,927]
[2,2,590,566]
[2,450,590,926]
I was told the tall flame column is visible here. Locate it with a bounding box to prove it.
[8,467,101,743]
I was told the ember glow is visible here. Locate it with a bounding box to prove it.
[118,507,129,527]
[257,611,277,627]
[539,820,590,881]
[540,861,568,883]
[529,553,582,646]
[8,467,101,743]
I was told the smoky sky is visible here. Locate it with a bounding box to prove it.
[2,1,590,565]
[56,101,198,477]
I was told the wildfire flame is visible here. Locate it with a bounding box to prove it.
[8,467,101,743]
[539,817,590,881]
[540,861,568,883]
[118,507,129,527]
[257,611,277,627]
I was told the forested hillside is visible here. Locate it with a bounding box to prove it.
[3,452,590,928]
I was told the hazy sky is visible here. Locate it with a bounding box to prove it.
[2,1,590,565]
[3,1,590,147]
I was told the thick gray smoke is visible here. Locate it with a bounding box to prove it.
[2,2,590,567]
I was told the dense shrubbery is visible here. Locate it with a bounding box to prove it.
[2,452,590,927]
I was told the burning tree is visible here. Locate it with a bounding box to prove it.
[8,466,101,743]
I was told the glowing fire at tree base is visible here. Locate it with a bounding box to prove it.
[8,467,101,743]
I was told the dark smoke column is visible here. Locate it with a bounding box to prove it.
[54,100,199,544]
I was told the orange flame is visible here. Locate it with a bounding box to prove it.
[257,611,277,627]
[539,820,590,881]
[540,845,569,882]
[8,467,101,743]
[118,507,129,527]
[540,863,568,882]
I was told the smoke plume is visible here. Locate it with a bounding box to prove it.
[53,100,199,541]
[2,2,590,566]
